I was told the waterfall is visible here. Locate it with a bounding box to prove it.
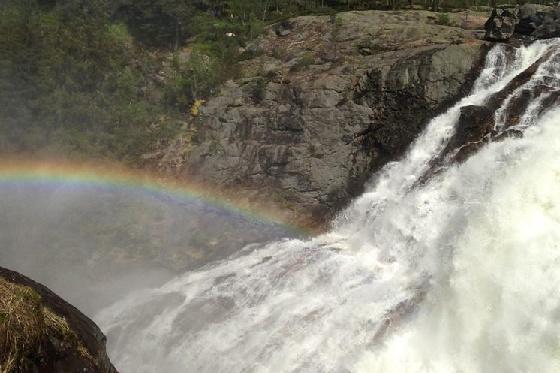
[96,39,560,373]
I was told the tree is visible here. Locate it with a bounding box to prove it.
[119,0,195,49]
[431,0,440,11]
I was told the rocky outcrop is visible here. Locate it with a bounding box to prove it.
[523,5,560,39]
[517,4,550,35]
[153,10,489,229]
[485,4,560,41]
[484,5,519,41]
[0,267,118,373]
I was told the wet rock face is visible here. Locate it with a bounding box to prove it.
[436,44,560,166]
[354,44,485,156]
[447,105,495,163]
[0,267,118,373]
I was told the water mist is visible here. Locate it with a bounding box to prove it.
[91,39,560,372]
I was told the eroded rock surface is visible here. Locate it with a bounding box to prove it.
[153,10,489,229]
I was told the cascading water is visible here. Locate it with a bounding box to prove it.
[96,39,560,373]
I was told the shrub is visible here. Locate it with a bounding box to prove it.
[290,54,316,72]
[436,13,452,26]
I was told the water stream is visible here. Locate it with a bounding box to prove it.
[96,39,560,373]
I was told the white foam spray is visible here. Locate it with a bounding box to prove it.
[96,39,560,373]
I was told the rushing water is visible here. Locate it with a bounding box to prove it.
[96,39,560,373]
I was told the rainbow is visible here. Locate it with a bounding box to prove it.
[0,158,309,235]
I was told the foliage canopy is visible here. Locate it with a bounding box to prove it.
[0,0,520,162]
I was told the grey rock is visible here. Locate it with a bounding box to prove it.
[485,4,560,41]
[273,20,295,37]
[171,45,484,227]
[516,4,549,35]
[485,5,519,41]
[358,47,373,55]
[532,7,560,39]
[155,11,488,229]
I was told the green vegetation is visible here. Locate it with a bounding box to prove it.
[0,0,243,163]
[331,14,343,60]
[0,278,44,373]
[0,0,523,163]
[436,12,452,25]
[290,55,317,72]
[0,0,176,162]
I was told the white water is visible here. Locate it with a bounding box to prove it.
[96,40,560,373]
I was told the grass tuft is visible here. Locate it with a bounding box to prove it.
[0,278,93,372]
[0,278,45,373]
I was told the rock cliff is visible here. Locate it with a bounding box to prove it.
[154,10,490,230]
[0,267,118,373]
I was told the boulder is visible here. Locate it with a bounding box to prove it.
[273,20,295,37]
[516,4,549,35]
[532,7,560,39]
[485,4,560,41]
[484,5,519,41]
